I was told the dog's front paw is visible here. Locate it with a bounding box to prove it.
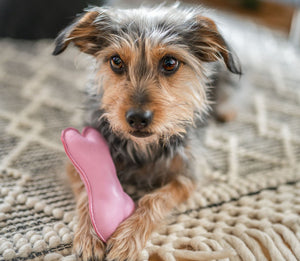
[73,230,105,261]
[105,214,148,261]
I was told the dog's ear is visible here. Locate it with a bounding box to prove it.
[53,9,110,56]
[190,16,241,75]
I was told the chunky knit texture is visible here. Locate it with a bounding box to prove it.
[0,14,300,261]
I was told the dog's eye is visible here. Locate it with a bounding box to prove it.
[110,56,124,73]
[161,56,179,74]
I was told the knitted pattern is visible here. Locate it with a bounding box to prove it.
[0,14,300,261]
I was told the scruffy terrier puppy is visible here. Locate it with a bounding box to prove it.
[53,4,241,261]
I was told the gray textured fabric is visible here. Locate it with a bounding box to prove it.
[0,14,300,261]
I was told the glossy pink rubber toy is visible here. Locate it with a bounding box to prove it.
[61,127,135,242]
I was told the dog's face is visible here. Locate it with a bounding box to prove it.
[54,5,240,144]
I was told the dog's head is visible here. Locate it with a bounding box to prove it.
[54,5,241,144]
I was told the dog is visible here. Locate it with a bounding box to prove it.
[53,4,241,261]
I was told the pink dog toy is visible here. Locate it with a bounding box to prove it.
[61,127,135,242]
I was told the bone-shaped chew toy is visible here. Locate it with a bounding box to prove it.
[61,127,135,242]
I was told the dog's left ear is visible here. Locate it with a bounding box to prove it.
[52,9,110,56]
[190,16,241,75]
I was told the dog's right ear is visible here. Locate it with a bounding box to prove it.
[53,9,110,56]
[189,16,242,75]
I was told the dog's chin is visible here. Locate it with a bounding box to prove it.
[129,131,153,138]
[127,131,158,144]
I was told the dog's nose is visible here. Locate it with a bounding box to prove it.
[126,109,153,130]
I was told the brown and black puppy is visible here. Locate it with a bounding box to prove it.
[54,4,241,261]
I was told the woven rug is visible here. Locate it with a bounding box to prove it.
[0,13,300,261]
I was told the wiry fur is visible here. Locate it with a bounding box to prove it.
[54,4,241,261]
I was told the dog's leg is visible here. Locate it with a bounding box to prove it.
[67,163,105,261]
[106,175,195,261]
[214,82,238,122]
[209,66,241,122]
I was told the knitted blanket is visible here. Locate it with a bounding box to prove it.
[0,14,299,261]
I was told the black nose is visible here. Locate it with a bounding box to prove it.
[126,109,153,130]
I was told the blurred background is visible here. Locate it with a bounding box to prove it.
[0,0,299,45]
